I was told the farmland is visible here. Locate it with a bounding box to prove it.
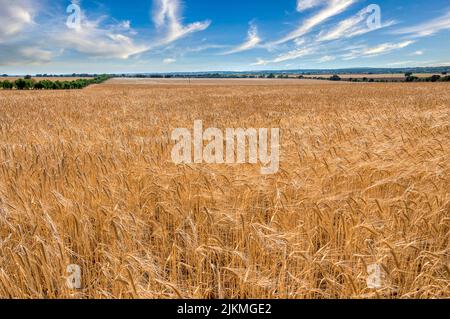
[0,79,449,298]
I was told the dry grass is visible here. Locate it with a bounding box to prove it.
[0,79,449,299]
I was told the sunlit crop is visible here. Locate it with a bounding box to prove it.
[0,79,448,298]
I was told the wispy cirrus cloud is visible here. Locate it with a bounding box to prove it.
[387,60,450,67]
[152,0,211,45]
[273,0,357,45]
[342,40,415,60]
[222,23,261,55]
[163,58,176,64]
[296,0,326,12]
[1,0,211,65]
[0,0,149,64]
[57,15,150,59]
[252,47,316,65]
[186,44,228,53]
[392,10,450,37]
[59,0,212,60]
[317,55,335,63]
[317,6,395,42]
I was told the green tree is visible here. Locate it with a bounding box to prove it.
[34,81,45,90]
[405,75,418,82]
[52,81,62,89]
[15,78,27,90]
[2,80,13,89]
[430,75,441,82]
[330,75,341,81]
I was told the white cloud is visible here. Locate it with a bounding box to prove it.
[0,0,35,42]
[297,0,326,12]
[222,23,261,55]
[152,0,211,45]
[118,20,131,31]
[19,47,54,62]
[163,58,176,64]
[363,41,414,55]
[317,55,335,63]
[386,60,415,66]
[0,0,149,63]
[419,61,450,67]
[56,14,149,59]
[274,0,357,45]
[387,60,450,67]
[251,58,268,66]
[411,50,424,56]
[342,40,415,60]
[317,6,396,42]
[252,47,316,65]
[0,44,57,66]
[392,10,450,37]
[294,38,306,46]
[186,44,227,53]
[0,0,54,66]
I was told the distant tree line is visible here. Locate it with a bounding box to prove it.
[305,74,450,83]
[35,73,95,78]
[2,72,448,86]
[404,73,450,82]
[0,75,111,90]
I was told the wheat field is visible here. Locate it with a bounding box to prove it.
[0,79,448,299]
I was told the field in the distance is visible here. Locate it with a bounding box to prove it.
[0,79,449,298]
[110,77,343,85]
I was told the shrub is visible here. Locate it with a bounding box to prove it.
[34,81,45,90]
[52,81,62,90]
[430,75,441,82]
[14,78,35,90]
[5,75,111,90]
[329,75,341,81]
[1,80,13,89]
[15,79,27,90]
[405,76,419,82]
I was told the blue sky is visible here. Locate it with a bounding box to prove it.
[0,0,449,74]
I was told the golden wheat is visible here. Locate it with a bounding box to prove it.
[0,79,448,298]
